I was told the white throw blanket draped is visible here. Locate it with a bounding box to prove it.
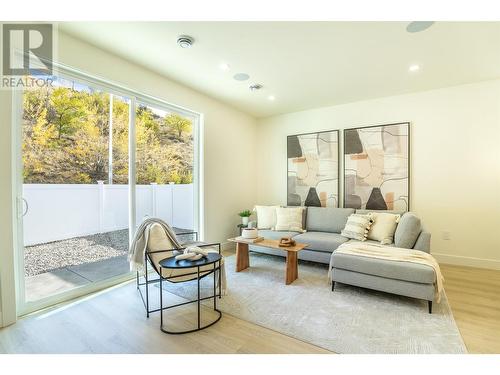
[128,218,227,294]
[329,242,444,303]
[128,218,182,271]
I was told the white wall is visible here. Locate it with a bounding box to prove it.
[257,80,500,270]
[0,31,257,326]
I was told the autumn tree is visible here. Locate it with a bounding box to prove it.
[165,113,192,139]
[22,80,193,185]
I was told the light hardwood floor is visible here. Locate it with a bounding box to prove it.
[0,263,498,354]
[439,264,500,354]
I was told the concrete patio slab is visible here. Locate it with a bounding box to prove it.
[25,268,90,302]
[67,255,130,283]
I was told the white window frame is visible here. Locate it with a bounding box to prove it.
[12,61,203,316]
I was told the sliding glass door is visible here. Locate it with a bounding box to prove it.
[134,102,195,235]
[15,67,200,314]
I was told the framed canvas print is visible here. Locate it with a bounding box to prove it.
[343,122,410,211]
[287,130,339,207]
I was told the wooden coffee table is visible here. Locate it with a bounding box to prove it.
[227,238,308,285]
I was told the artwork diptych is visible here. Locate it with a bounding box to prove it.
[343,122,410,211]
[287,130,339,208]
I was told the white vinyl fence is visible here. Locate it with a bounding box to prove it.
[23,182,194,246]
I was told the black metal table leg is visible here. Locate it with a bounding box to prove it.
[160,269,163,327]
[213,262,216,309]
[197,266,200,330]
[145,255,149,318]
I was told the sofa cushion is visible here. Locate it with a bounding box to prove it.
[257,229,301,241]
[340,213,373,241]
[293,231,349,253]
[394,212,422,249]
[286,205,307,229]
[367,212,401,245]
[254,205,280,229]
[306,207,355,233]
[355,209,403,215]
[347,239,394,247]
[331,252,436,284]
[275,207,306,232]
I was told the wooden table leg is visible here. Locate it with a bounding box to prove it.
[285,251,298,285]
[235,242,249,272]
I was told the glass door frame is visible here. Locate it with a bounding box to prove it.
[13,62,202,316]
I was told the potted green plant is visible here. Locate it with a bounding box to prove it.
[238,209,252,226]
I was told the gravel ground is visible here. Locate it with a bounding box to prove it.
[24,228,194,277]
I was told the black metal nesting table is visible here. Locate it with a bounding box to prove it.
[158,252,222,334]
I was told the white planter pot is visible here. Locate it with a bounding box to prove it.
[241,217,249,226]
[242,228,258,239]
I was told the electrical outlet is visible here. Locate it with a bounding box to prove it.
[442,231,451,240]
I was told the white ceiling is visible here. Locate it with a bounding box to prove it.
[60,22,500,118]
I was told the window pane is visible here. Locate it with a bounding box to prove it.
[135,104,193,184]
[22,76,131,303]
[23,77,111,184]
[111,95,130,184]
[135,103,195,234]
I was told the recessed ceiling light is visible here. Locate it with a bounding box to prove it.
[233,73,250,81]
[406,21,435,33]
[268,95,275,101]
[409,64,420,72]
[177,35,194,48]
[249,84,263,91]
[219,63,230,71]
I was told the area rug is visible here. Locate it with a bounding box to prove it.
[161,253,467,354]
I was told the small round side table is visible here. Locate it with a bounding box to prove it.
[158,253,222,334]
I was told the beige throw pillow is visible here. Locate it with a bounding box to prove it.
[275,207,305,232]
[368,212,401,245]
[341,213,373,241]
[254,205,280,229]
[147,223,176,269]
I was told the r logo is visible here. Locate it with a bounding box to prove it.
[2,23,53,76]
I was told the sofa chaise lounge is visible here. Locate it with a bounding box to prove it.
[249,207,436,312]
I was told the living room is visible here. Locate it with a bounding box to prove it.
[1,1,499,373]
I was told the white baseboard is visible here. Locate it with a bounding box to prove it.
[433,252,500,271]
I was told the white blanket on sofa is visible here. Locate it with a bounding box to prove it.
[329,242,444,303]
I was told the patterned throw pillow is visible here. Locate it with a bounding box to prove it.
[275,207,306,232]
[341,213,374,241]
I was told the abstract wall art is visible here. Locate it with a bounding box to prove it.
[343,122,410,211]
[287,130,339,207]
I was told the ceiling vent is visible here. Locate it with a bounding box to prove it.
[249,84,263,91]
[177,35,194,48]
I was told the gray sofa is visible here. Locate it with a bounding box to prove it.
[249,207,436,313]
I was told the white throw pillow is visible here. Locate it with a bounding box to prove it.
[148,223,176,251]
[367,212,401,245]
[274,207,306,232]
[147,223,176,269]
[340,214,373,241]
[254,205,280,229]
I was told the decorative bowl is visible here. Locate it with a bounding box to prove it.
[242,228,258,239]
